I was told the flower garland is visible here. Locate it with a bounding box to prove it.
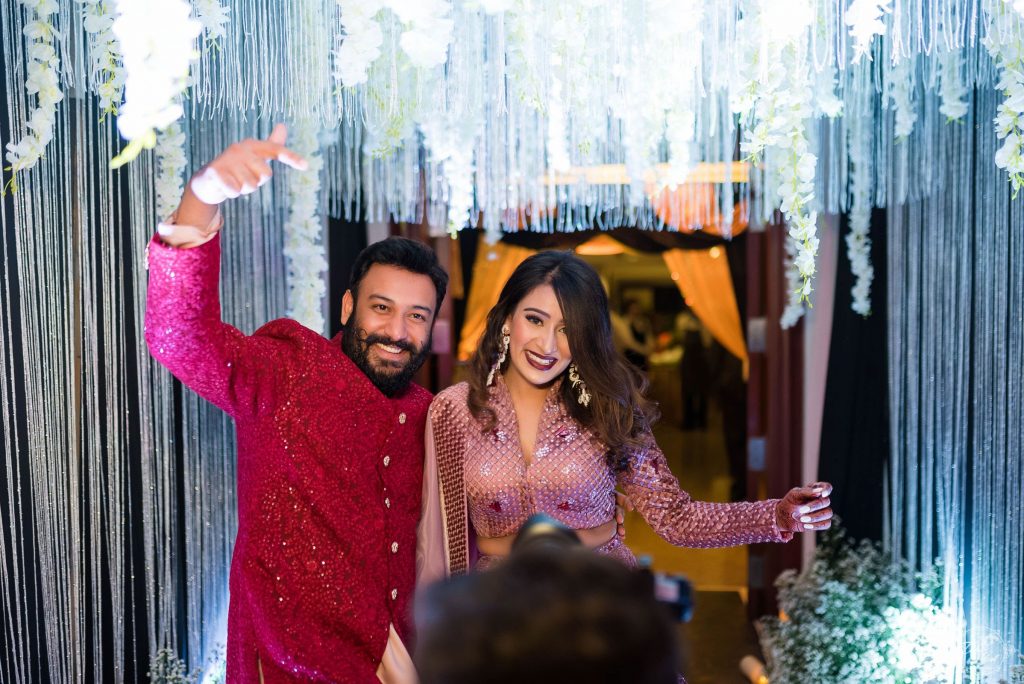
[284,121,327,334]
[154,121,187,220]
[4,0,63,195]
[193,0,230,46]
[335,0,452,88]
[938,50,969,122]
[846,0,891,64]
[846,116,874,317]
[334,0,383,87]
[889,56,917,140]
[79,0,125,118]
[735,0,819,328]
[985,2,1024,198]
[109,0,200,168]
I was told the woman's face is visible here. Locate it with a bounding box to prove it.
[503,284,573,388]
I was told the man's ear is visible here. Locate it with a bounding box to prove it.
[340,290,354,325]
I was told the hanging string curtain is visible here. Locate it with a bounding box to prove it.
[662,248,749,370]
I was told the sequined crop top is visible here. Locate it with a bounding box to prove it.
[418,376,787,580]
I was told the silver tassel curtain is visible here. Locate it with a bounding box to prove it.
[1,0,1024,681]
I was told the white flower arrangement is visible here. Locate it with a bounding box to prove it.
[283,121,328,335]
[985,3,1024,198]
[334,0,384,87]
[391,0,453,70]
[154,121,188,221]
[846,117,874,317]
[79,0,125,118]
[938,50,970,122]
[334,0,451,88]
[193,0,230,46]
[889,56,917,141]
[4,0,64,193]
[735,0,819,327]
[846,0,891,64]
[109,0,201,168]
[760,525,960,683]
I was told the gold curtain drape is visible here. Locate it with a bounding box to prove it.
[456,239,537,361]
[662,248,748,368]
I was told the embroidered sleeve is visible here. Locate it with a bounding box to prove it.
[144,233,288,418]
[617,431,787,547]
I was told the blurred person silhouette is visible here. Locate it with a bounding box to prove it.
[676,311,710,430]
[414,515,680,684]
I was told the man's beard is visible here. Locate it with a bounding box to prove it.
[340,318,431,397]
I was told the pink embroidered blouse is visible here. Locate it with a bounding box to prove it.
[417,376,787,583]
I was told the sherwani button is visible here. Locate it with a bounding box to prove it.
[398,413,407,424]
[391,542,398,553]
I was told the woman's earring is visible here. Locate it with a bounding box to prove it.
[568,363,591,407]
[487,326,511,387]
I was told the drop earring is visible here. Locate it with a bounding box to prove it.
[568,363,591,406]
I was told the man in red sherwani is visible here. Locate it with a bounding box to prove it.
[145,124,447,683]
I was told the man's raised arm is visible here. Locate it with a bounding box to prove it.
[144,124,308,417]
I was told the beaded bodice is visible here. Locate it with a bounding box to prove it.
[461,376,616,537]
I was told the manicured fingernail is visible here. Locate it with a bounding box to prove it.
[805,523,815,530]
[157,222,173,236]
[799,505,811,514]
[800,515,812,523]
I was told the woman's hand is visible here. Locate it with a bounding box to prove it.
[775,481,833,537]
[159,124,307,248]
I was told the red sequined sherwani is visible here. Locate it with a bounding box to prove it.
[145,234,430,683]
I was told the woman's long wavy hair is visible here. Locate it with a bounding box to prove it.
[467,251,660,472]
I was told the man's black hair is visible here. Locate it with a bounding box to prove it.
[349,236,448,315]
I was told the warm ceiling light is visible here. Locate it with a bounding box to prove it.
[575,234,632,256]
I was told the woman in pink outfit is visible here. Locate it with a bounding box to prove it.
[417,250,833,582]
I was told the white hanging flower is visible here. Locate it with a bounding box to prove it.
[735,0,819,327]
[154,121,188,220]
[335,0,384,87]
[889,56,917,140]
[109,0,201,168]
[284,121,328,334]
[396,1,452,70]
[938,50,969,122]
[984,4,1024,197]
[193,0,230,45]
[780,236,806,329]
[4,0,63,192]
[846,0,891,64]
[78,0,126,118]
[846,117,874,316]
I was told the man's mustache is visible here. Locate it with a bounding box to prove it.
[360,331,418,355]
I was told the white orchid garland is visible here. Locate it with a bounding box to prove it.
[846,116,874,317]
[986,2,1024,198]
[847,0,891,64]
[284,121,328,334]
[79,0,125,118]
[735,0,819,328]
[193,0,230,46]
[109,0,200,168]
[154,121,188,220]
[889,56,917,140]
[4,0,63,194]
[335,0,452,87]
[938,50,970,122]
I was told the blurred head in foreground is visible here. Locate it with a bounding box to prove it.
[414,541,679,684]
